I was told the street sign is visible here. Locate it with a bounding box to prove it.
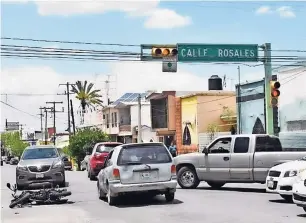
[177,44,258,62]
[6,122,19,131]
[162,56,177,72]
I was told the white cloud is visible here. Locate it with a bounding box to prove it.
[144,8,191,29]
[255,5,296,18]
[0,62,207,132]
[3,0,191,29]
[277,6,296,18]
[255,6,272,15]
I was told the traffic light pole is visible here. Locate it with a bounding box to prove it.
[262,43,274,135]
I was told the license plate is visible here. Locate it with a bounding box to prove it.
[141,172,151,178]
[36,173,44,179]
[267,180,274,188]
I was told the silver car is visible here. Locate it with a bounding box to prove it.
[97,142,177,206]
[16,145,65,190]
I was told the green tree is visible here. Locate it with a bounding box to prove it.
[71,81,103,123]
[0,132,29,158]
[69,128,109,170]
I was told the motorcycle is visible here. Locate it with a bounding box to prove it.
[7,183,72,208]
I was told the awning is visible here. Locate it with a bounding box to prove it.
[118,131,132,136]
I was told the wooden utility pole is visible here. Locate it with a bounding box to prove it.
[46,101,63,145]
[70,99,76,135]
[38,107,44,140]
[41,107,52,145]
[58,82,75,136]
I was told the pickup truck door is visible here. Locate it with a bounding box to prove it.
[201,137,232,181]
[229,136,252,180]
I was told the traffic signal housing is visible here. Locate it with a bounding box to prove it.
[270,81,280,107]
[152,46,178,58]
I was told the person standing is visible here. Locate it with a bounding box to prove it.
[168,141,177,157]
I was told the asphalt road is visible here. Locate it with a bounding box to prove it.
[1,164,305,223]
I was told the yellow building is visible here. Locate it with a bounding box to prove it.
[176,91,237,154]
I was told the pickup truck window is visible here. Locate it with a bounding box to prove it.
[234,137,249,153]
[255,136,283,152]
[208,137,231,154]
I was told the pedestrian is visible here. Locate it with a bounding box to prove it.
[168,140,177,157]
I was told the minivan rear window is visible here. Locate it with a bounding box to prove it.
[117,145,172,165]
[96,144,121,153]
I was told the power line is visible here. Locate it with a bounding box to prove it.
[1,37,140,47]
[0,100,39,119]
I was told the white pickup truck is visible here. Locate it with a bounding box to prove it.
[174,134,306,189]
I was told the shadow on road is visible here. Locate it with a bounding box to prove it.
[297,214,306,218]
[269,199,293,204]
[195,186,266,194]
[112,195,183,208]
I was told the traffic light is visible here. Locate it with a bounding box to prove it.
[270,81,280,107]
[152,46,178,58]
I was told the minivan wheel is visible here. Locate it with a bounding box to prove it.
[177,166,200,189]
[165,192,175,202]
[107,187,117,206]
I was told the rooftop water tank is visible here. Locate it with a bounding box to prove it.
[208,75,223,90]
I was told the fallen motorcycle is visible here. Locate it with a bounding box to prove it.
[7,183,72,208]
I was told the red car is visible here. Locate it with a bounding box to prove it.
[88,142,123,180]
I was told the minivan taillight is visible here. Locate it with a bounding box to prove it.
[113,168,120,179]
[171,165,176,175]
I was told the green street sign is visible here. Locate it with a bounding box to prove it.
[177,44,258,62]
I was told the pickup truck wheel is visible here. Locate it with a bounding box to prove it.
[280,195,292,202]
[207,182,225,189]
[177,166,200,189]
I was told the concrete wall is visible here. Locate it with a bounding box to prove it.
[197,94,236,133]
[130,104,151,128]
[102,107,119,135]
[236,79,265,134]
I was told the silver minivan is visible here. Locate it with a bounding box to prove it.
[97,143,177,205]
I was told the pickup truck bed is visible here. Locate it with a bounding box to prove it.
[174,134,306,189]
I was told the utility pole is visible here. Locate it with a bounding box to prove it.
[46,101,63,145]
[59,82,75,136]
[261,43,274,135]
[70,99,76,135]
[237,66,242,134]
[38,107,44,140]
[137,94,142,143]
[41,107,52,145]
[19,124,25,140]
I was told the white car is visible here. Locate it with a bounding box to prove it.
[293,170,306,212]
[97,142,177,206]
[266,156,306,201]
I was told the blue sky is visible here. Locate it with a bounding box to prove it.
[1,1,305,132]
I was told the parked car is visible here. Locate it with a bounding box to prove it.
[174,134,306,189]
[16,145,66,190]
[293,169,306,212]
[10,157,19,165]
[97,142,177,206]
[88,142,123,180]
[266,156,306,201]
[62,155,73,171]
[81,154,91,171]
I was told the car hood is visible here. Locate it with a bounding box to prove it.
[270,160,306,172]
[174,152,201,163]
[19,158,60,166]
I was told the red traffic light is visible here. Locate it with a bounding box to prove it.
[271,89,280,97]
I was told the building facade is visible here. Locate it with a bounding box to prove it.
[176,91,236,154]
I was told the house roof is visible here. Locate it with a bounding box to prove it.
[114,101,150,108]
[180,91,236,99]
[111,93,148,106]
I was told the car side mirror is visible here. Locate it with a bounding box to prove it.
[203,147,209,155]
[6,183,11,189]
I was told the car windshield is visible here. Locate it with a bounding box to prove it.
[117,145,172,165]
[22,148,58,160]
[96,144,121,153]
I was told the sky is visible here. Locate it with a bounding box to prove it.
[1,0,306,135]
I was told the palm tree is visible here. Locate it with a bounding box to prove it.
[71,81,103,123]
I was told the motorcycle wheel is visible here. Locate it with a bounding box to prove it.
[9,192,31,208]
